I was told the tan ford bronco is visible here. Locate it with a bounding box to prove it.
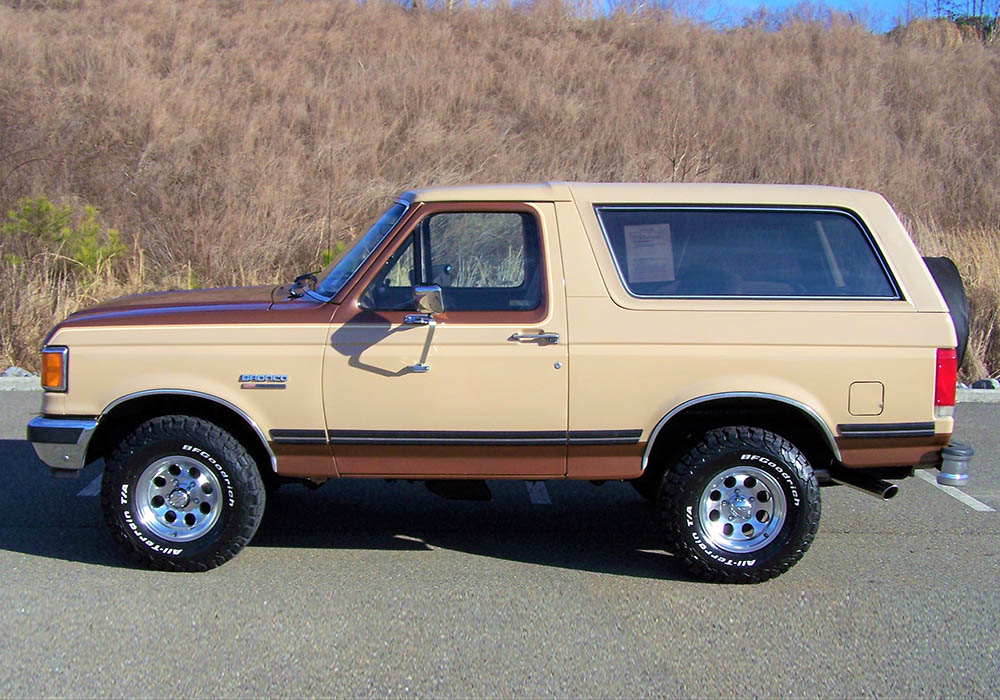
[28,182,972,582]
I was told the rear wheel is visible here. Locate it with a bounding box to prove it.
[101,415,265,571]
[658,426,820,583]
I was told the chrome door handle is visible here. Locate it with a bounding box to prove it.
[509,332,560,345]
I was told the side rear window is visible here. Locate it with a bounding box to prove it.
[594,207,899,299]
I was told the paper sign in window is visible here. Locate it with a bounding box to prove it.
[624,224,674,283]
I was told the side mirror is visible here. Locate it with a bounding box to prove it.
[413,284,445,315]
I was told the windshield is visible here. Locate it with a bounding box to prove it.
[314,200,410,298]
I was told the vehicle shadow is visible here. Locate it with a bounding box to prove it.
[0,439,123,568]
[1,438,694,581]
[253,479,697,582]
[328,311,430,377]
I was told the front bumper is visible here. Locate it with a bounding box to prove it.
[27,416,99,476]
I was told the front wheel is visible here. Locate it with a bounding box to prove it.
[658,426,820,583]
[101,415,266,571]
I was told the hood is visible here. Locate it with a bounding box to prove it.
[79,286,277,314]
[52,285,334,333]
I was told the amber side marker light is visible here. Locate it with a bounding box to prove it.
[41,346,68,392]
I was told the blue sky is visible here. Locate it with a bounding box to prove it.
[693,1,985,32]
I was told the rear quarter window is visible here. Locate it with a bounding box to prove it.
[594,207,900,299]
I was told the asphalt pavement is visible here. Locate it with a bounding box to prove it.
[0,390,997,698]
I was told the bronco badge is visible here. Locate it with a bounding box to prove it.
[239,373,287,390]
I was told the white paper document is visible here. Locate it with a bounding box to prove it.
[624,223,674,283]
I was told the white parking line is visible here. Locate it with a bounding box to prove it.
[915,470,995,512]
[76,474,102,497]
[525,481,551,505]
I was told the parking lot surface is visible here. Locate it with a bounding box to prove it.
[1,391,997,697]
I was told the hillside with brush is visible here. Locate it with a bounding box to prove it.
[1,1,998,377]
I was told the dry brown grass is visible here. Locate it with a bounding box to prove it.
[1,1,998,376]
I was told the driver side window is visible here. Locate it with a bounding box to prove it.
[360,210,543,313]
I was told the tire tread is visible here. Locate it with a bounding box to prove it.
[658,426,821,584]
[100,414,265,572]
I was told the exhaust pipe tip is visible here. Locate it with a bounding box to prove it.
[829,470,898,500]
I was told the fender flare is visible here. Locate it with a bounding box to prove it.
[641,392,841,472]
[100,389,278,472]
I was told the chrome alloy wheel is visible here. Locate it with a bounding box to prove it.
[697,465,787,554]
[135,455,223,542]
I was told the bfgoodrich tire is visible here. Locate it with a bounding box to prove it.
[658,426,820,583]
[101,415,265,572]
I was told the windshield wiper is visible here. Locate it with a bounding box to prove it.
[287,271,318,299]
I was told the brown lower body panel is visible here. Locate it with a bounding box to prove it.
[335,444,566,478]
[276,435,941,478]
[273,442,646,479]
[567,443,645,479]
[271,443,338,478]
[836,434,949,469]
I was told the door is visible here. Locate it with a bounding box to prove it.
[322,202,569,478]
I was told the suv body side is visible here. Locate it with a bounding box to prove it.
[34,182,955,482]
[28,181,962,579]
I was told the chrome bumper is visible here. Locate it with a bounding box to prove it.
[27,416,99,475]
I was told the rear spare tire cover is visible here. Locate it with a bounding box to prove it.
[922,256,970,366]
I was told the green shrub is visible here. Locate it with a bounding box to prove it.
[2,196,125,276]
[319,241,348,268]
[1,196,70,263]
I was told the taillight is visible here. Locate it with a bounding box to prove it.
[41,346,68,392]
[935,348,957,407]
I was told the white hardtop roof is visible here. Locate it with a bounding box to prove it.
[407,181,886,209]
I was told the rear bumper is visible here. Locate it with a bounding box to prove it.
[835,428,949,470]
[828,437,973,489]
[27,416,99,475]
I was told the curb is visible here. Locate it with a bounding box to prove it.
[0,377,41,391]
[3,376,1000,402]
[956,387,1000,404]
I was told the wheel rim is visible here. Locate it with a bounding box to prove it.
[135,456,223,542]
[697,465,786,554]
